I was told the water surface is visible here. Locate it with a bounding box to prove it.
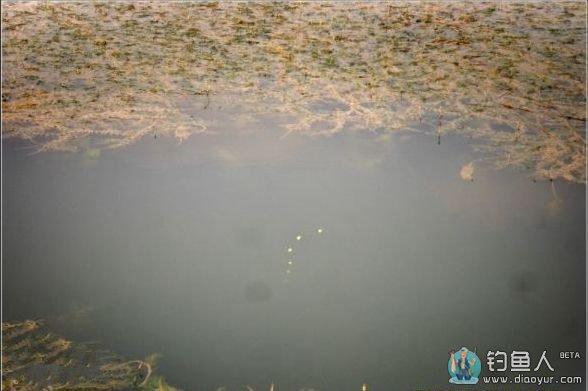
[3,125,585,390]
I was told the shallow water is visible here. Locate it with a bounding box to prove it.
[3,123,585,390]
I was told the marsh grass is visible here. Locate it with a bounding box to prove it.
[1,320,178,390]
[2,1,586,182]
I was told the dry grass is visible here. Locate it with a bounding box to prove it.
[2,320,174,390]
[2,1,586,182]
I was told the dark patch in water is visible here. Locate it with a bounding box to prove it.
[509,271,537,298]
[244,280,272,303]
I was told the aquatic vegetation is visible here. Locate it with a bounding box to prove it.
[545,180,562,217]
[2,2,585,182]
[460,161,475,182]
[1,320,180,390]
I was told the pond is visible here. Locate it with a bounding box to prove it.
[2,2,586,391]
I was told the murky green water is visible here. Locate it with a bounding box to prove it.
[2,1,586,391]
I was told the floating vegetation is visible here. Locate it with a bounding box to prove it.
[2,320,180,390]
[2,2,585,182]
[460,161,475,182]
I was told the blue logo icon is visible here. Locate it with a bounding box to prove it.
[448,347,481,384]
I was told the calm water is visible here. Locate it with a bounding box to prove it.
[3,124,586,390]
